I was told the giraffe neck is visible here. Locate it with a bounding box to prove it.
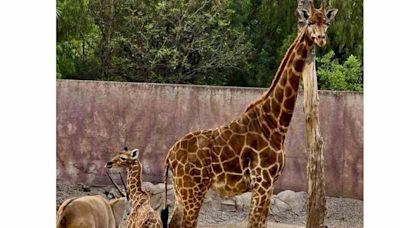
[246,28,313,133]
[126,161,151,215]
[126,161,143,200]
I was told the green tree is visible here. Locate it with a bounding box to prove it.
[229,0,299,87]
[107,0,251,85]
[56,0,364,91]
[316,50,363,91]
[57,0,101,79]
[89,0,121,80]
[228,0,363,90]
[326,0,363,60]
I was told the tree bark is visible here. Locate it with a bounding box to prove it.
[297,1,327,227]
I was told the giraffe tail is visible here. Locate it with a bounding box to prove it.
[160,164,169,228]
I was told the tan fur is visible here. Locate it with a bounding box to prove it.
[106,148,162,228]
[56,195,127,228]
[109,197,129,227]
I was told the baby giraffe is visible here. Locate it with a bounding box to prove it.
[106,147,163,228]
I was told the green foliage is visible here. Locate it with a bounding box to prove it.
[106,0,251,85]
[57,0,101,79]
[56,0,364,91]
[277,32,297,60]
[228,0,299,87]
[327,0,363,59]
[316,50,363,91]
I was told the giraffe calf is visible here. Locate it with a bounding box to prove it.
[106,147,163,228]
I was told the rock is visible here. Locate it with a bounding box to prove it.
[235,192,252,210]
[165,188,175,208]
[275,190,308,215]
[142,182,155,194]
[149,192,163,210]
[106,192,116,199]
[204,190,222,210]
[271,195,291,215]
[77,183,91,192]
[151,183,167,195]
[142,182,173,195]
[104,189,118,199]
[202,191,252,212]
[221,198,237,212]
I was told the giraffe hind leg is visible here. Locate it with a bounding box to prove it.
[180,185,211,228]
[170,188,212,228]
[170,171,212,227]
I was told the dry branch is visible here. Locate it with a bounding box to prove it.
[297,0,327,227]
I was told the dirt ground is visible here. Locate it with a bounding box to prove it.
[56,183,363,228]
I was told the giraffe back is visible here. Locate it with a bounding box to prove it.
[56,195,122,228]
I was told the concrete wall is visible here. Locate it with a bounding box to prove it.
[56,80,363,199]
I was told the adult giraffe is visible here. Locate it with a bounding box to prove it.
[162,1,338,227]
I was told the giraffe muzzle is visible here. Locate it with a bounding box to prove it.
[313,35,326,47]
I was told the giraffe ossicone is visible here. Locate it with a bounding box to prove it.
[163,1,338,227]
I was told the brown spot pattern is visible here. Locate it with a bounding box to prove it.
[165,21,319,227]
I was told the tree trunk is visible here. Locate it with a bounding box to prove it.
[303,50,327,228]
[297,1,327,227]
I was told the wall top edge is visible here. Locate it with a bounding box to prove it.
[56,79,364,95]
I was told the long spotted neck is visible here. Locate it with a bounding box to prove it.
[246,28,313,136]
[126,161,143,200]
[126,161,150,213]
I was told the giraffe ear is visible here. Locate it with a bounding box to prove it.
[326,9,338,22]
[131,149,139,159]
[297,9,309,22]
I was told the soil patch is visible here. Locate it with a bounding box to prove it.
[56,183,362,228]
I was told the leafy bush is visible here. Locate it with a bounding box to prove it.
[57,0,363,91]
[316,50,363,92]
[101,0,251,85]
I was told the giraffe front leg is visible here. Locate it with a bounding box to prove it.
[247,182,274,228]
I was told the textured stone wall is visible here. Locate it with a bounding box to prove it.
[56,80,363,199]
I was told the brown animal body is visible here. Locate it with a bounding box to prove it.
[162,1,338,227]
[56,195,127,228]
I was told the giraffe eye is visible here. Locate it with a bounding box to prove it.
[120,157,127,161]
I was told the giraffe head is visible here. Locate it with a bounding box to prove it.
[297,0,338,47]
[105,147,139,169]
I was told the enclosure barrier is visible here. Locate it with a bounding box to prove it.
[57,80,363,199]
